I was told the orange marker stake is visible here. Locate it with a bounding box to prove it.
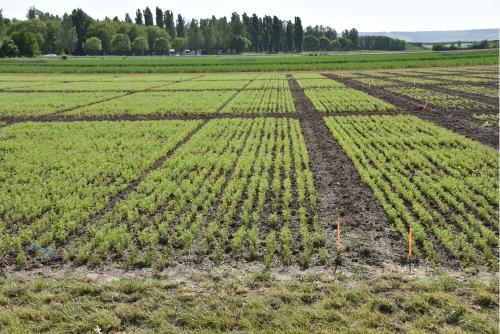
[422,101,429,112]
[337,220,341,256]
[408,224,413,258]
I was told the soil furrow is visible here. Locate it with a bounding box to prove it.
[288,76,404,267]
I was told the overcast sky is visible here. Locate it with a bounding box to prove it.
[1,0,499,32]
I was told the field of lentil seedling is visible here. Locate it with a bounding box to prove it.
[0,59,498,333]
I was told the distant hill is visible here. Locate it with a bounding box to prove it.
[360,29,499,43]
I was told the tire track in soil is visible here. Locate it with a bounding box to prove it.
[288,76,404,267]
[324,73,499,149]
[85,120,208,229]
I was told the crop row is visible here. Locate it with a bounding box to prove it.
[446,85,499,99]
[0,81,174,93]
[324,115,499,268]
[221,89,295,114]
[0,120,202,267]
[472,113,499,127]
[64,118,324,268]
[66,91,235,117]
[293,74,345,89]
[350,78,397,87]
[0,92,126,118]
[387,87,493,110]
[304,88,396,112]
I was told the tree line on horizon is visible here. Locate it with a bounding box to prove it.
[0,7,406,58]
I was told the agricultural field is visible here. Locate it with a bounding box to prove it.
[0,120,202,267]
[336,65,499,114]
[0,49,497,73]
[304,87,396,112]
[0,57,498,332]
[66,91,236,117]
[0,92,126,118]
[387,87,493,110]
[325,115,498,268]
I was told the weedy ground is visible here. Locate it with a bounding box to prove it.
[0,268,498,333]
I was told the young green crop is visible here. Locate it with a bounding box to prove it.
[305,88,396,112]
[221,89,295,114]
[66,91,235,117]
[158,80,251,90]
[446,85,499,99]
[0,120,201,264]
[324,115,499,268]
[388,86,493,110]
[0,92,126,118]
[351,77,397,87]
[68,118,324,267]
[293,73,345,89]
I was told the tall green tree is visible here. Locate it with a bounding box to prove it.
[0,10,6,37]
[285,21,294,52]
[143,7,153,26]
[241,13,251,39]
[230,12,243,37]
[87,21,115,54]
[186,19,203,51]
[319,36,330,50]
[83,36,102,55]
[0,38,19,57]
[135,9,143,25]
[348,28,359,49]
[110,33,130,54]
[164,11,175,38]
[176,14,185,37]
[145,26,169,53]
[132,36,148,55]
[249,14,260,52]
[124,13,132,23]
[261,16,272,52]
[127,24,146,43]
[294,17,303,52]
[173,36,187,52]
[155,7,164,28]
[55,14,77,54]
[11,31,40,57]
[303,35,319,51]
[153,37,169,54]
[271,16,282,52]
[70,8,93,55]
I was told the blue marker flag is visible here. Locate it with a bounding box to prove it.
[31,242,60,260]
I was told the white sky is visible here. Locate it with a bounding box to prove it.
[1,0,499,32]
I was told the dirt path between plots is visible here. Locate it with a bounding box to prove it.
[288,77,405,268]
[324,73,499,149]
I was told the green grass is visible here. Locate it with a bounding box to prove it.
[0,50,496,73]
[0,272,497,333]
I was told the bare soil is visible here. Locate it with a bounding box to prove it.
[288,77,405,268]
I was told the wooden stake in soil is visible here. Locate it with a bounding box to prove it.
[408,224,413,270]
[422,101,429,112]
[337,220,341,256]
[368,83,372,92]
